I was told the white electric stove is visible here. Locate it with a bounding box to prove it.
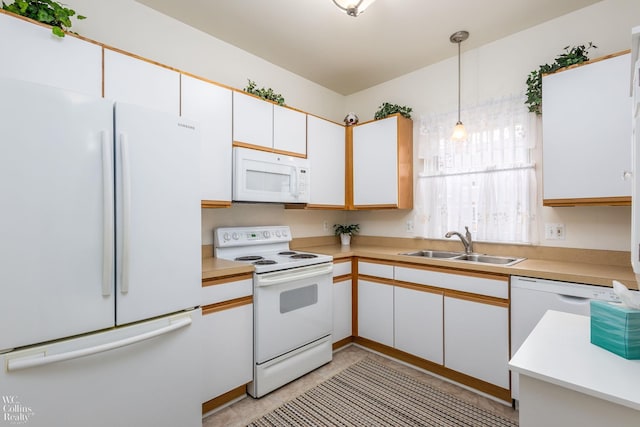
[213,226,334,398]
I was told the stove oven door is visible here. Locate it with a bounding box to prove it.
[254,262,333,364]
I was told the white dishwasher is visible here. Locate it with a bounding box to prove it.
[510,275,623,401]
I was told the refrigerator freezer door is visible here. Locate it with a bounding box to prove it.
[0,79,115,351]
[1,310,202,427]
[114,103,201,325]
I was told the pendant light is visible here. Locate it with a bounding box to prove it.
[332,0,377,17]
[450,30,469,141]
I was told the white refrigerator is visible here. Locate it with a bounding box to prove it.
[0,78,202,426]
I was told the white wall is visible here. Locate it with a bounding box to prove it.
[345,0,638,250]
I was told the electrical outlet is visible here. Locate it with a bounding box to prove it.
[544,223,565,240]
[323,220,329,232]
[406,220,414,233]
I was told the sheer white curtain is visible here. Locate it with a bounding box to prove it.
[415,95,537,244]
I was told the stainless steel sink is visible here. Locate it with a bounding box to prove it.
[400,250,463,259]
[453,254,524,266]
[399,250,525,266]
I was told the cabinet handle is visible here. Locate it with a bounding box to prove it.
[622,171,632,181]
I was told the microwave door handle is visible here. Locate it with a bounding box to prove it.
[290,166,299,197]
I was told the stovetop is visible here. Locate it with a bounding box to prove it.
[214,226,333,273]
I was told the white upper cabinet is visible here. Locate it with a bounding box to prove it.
[0,12,101,96]
[351,114,413,209]
[542,52,632,206]
[307,116,346,207]
[181,75,233,207]
[233,91,307,156]
[273,105,307,155]
[232,91,273,150]
[103,49,180,115]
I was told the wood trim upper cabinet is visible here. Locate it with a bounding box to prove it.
[542,51,632,206]
[348,114,413,210]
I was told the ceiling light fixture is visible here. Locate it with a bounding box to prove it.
[332,0,377,17]
[450,30,469,141]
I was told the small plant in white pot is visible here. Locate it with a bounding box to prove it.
[333,224,360,246]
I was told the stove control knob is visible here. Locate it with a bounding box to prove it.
[263,231,271,239]
[275,230,281,238]
[231,232,240,241]
[223,232,230,242]
[282,229,288,237]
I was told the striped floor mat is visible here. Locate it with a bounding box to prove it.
[248,358,518,426]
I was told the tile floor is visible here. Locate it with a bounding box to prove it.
[202,345,519,426]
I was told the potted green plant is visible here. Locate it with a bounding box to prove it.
[333,224,360,246]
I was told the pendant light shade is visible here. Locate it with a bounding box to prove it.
[332,0,377,17]
[450,30,469,141]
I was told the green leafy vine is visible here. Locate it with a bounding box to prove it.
[525,43,597,115]
[2,0,86,37]
[374,102,412,120]
[244,79,286,106]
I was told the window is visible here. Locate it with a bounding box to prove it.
[415,95,537,244]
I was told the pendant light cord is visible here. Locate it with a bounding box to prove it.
[457,41,461,123]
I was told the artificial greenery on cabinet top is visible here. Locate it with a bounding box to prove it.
[244,79,286,106]
[2,0,86,37]
[374,102,412,120]
[525,42,597,115]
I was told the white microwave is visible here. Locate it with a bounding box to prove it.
[233,147,310,203]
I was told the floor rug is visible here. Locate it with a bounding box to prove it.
[247,358,518,426]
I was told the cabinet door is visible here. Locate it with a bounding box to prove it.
[542,53,631,202]
[201,303,253,402]
[357,280,393,347]
[0,12,101,96]
[273,105,307,155]
[352,116,398,206]
[181,75,232,205]
[444,296,509,389]
[333,279,352,343]
[104,49,180,115]
[233,91,273,149]
[394,285,443,364]
[307,116,346,207]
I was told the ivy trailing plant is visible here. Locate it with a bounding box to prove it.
[374,102,412,120]
[2,0,86,37]
[525,42,597,115]
[244,79,286,106]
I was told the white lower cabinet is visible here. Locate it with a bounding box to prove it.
[332,260,352,344]
[333,279,352,343]
[357,279,394,347]
[201,275,253,408]
[444,295,510,389]
[394,285,443,364]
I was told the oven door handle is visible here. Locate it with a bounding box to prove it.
[255,263,333,287]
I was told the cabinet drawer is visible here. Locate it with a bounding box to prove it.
[358,261,393,279]
[202,275,253,306]
[395,266,507,299]
[333,260,352,277]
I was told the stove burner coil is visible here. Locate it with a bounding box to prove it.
[290,253,318,259]
[235,255,264,261]
[254,260,277,265]
[278,251,297,255]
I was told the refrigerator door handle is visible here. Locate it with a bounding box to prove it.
[102,130,114,296]
[6,314,192,372]
[119,133,131,294]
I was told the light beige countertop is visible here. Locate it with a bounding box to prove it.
[202,238,638,289]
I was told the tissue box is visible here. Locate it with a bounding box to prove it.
[590,300,640,359]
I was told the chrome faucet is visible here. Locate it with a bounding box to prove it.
[445,226,474,254]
